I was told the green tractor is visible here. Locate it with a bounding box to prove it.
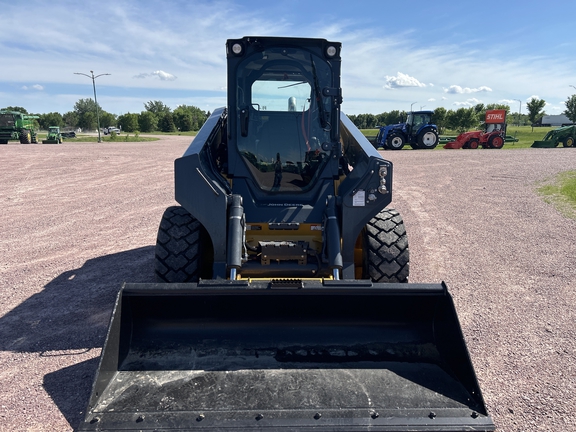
[532,125,575,148]
[42,126,62,144]
[0,110,39,144]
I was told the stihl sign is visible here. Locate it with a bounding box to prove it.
[485,109,506,123]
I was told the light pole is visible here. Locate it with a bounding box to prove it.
[74,70,110,142]
[410,102,417,112]
[570,85,576,92]
[514,99,522,126]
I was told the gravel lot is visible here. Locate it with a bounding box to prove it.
[0,137,575,431]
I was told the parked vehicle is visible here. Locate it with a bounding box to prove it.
[0,110,39,144]
[79,36,494,432]
[42,126,62,144]
[444,109,507,149]
[103,127,121,135]
[532,125,576,148]
[374,110,439,150]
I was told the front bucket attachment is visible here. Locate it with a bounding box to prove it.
[531,140,557,148]
[80,281,494,431]
[443,141,463,149]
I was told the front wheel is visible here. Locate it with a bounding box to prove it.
[155,206,213,282]
[387,133,405,150]
[563,137,574,147]
[19,129,31,144]
[468,139,479,149]
[417,128,438,149]
[359,208,410,283]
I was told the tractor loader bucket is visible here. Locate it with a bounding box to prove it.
[443,140,463,149]
[531,140,557,148]
[79,281,494,431]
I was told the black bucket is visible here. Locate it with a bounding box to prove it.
[79,280,494,431]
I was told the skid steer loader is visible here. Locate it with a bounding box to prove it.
[80,37,494,431]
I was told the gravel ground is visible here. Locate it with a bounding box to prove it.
[0,138,575,431]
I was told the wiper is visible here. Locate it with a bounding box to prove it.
[310,55,327,129]
[278,81,307,89]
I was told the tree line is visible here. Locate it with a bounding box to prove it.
[1,100,209,133]
[349,96,576,133]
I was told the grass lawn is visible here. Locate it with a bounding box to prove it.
[537,170,576,219]
[360,125,559,149]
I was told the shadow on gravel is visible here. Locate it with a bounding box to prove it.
[0,246,155,354]
[43,357,99,429]
[0,246,155,430]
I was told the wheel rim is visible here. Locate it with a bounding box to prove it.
[469,140,479,149]
[492,137,504,148]
[421,132,437,146]
[564,137,574,147]
[390,137,403,148]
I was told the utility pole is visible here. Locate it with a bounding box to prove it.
[514,99,522,126]
[74,71,111,142]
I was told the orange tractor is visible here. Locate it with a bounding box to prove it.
[444,109,507,149]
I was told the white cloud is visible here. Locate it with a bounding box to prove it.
[527,95,540,101]
[133,70,177,81]
[444,85,492,94]
[428,98,436,102]
[21,84,44,91]
[453,97,482,107]
[384,72,426,89]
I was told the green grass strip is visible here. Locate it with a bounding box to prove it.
[537,170,576,219]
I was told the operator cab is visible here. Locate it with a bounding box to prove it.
[229,39,341,193]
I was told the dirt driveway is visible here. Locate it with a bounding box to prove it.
[0,138,575,431]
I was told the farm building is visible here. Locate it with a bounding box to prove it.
[533,114,574,127]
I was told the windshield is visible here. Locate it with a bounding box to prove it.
[236,47,333,192]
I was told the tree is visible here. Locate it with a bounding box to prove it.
[139,111,158,132]
[431,107,447,134]
[38,112,64,129]
[526,97,546,129]
[1,106,28,114]
[99,112,117,129]
[117,113,139,132]
[63,111,78,128]
[564,95,576,123]
[446,108,478,133]
[158,112,176,132]
[144,100,171,115]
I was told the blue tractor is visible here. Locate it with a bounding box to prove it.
[374,110,439,150]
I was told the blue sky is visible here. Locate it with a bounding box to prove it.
[1,0,575,116]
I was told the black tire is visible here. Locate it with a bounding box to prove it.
[468,138,479,149]
[387,133,405,150]
[19,129,31,144]
[563,136,574,147]
[361,208,409,283]
[155,206,213,282]
[417,127,438,149]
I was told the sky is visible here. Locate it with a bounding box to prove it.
[1,0,575,117]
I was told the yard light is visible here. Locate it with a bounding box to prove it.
[514,99,522,126]
[74,71,111,143]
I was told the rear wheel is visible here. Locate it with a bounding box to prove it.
[563,136,574,147]
[155,206,213,282]
[417,128,438,149]
[387,133,405,150]
[359,208,410,283]
[488,135,504,149]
